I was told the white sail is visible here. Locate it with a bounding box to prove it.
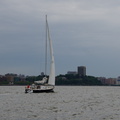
[46,15,55,85]
[48,38,55,85]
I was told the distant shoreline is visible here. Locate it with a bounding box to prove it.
[0,85,120,87]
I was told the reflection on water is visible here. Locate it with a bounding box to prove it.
[0,86,120,120]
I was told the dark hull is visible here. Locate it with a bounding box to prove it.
[33,89,54,93]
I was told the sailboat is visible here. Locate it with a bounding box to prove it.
[25,15,55,93]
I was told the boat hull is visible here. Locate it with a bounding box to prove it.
[25,84,54,93]
[33,89,54,93]
[32,85,54,93]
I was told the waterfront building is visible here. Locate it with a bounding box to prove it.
[5,73,17,84]
[97,77,106,84]
[105,78,116,85]
[77,66,86,76]
[98,77,116,85]
[0,75,7,83]
[116,76,120,85]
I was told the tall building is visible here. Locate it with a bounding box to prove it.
[77,66,86,76]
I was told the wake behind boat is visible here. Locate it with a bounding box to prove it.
[25,15,55,93]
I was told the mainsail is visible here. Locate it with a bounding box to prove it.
[46,15,55,85]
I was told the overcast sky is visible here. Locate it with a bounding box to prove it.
[0,0,120,77]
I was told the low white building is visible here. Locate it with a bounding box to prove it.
[116,76,120,85]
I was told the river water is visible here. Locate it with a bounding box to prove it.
[0,86,120,120]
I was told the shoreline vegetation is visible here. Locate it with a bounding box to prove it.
[0,74,103,86]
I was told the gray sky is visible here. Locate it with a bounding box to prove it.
[0,0,120,77]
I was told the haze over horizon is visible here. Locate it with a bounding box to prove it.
[0,0,120,78]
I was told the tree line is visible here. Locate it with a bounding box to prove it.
[55,74,102,85]
[17,74,102,85]
[0,74,102,85]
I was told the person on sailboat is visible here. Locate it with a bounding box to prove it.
[27,85,30,88]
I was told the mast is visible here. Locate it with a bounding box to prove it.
[45,15,47,76]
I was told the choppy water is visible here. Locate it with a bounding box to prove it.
[0,86,120,120]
